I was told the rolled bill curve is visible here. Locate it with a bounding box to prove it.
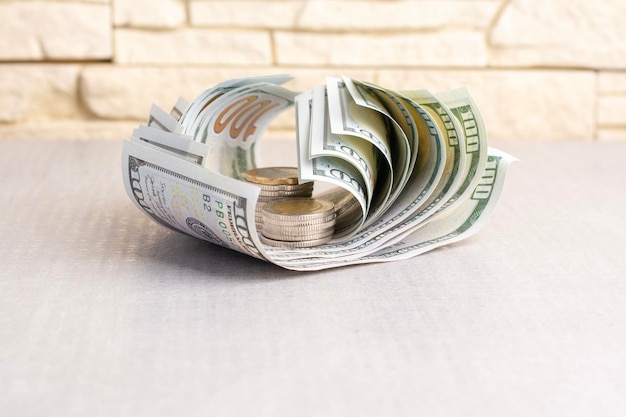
[122,75,515,270]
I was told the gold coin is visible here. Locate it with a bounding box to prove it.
[262,223,335,237]
[257,196,306,205]
[262,218,335,231]
[256,183,314,192]
[258,194,312,203]
[261,198,335,220]
[259,234,333,248]
[261,228,334,242]
[259,190,313,198]
[245,167,300,185]
[262,213,337,227]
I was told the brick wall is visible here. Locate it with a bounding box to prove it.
[1,0,625,141]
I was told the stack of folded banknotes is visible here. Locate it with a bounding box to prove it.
[122,75,514,271]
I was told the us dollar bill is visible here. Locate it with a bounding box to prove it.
[147,103,183,133]
[123,75,515,271]
[179,74,292,134]
[122,139,268,260]
[131,124,209,166]
[341,78,413,217]
[265,149,514,270]
[265,86,489,260]
[170,97,189,121]
[310,85,381,214]
[433,87,489,214]
[394,89,468,226]
[182,82,297,179]
[269,89,453,259]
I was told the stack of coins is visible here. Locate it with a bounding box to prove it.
[244,167,314,229]
[260,198,336,247]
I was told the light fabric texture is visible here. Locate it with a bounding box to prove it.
[1,140,625,416]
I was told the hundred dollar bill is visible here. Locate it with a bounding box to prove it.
[393,89,467,226]
[297,92,368,238]
[179,74,292,134]
[267,87,483,261]
[267,91,449,260]
[364,84,419,193]
[123,75,515,271]
[192,82,296,146]
[130,124,210,166]
[183,82,297,179]
[351,149,514,261]
[276,87,484,259]
[326,78,393,169]
[170,97,189,122]
[355,87,489,249]
[431,87,489,215]
[310,85,381,214]
[341,78,412,222]
[325,78,393,225]
[272,104,445,259]
[122,139,270,261]
[147,103,183,133]
[267,149,514,270]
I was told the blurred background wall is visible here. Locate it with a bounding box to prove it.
[0,0,624,141]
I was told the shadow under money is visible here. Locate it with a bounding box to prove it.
[104,203,310,281]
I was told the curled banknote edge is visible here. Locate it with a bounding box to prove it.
[122,75,515,271]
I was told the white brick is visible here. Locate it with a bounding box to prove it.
[376,69,596,140]
[13,0,111,3]
[490,0,626,69]
[189,1,296,28]
[81,66,288,119]
[0,121,137,141]
[80,66,378,138]
[599,72,626,95]
[0,65,81,123]
[81,66,223,119]
[0,2,111,60]
[597,97,626,127]
[115,29,272,64]
[79,66,374,122]
[190,0,500,30]
[274,31,487,67]
[114,0,186,28]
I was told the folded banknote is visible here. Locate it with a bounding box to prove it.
[122,75,514,271]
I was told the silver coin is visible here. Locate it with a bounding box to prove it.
[262,213,336,227]
[261,228,334,242]
[259,234,333,248]
[245,167,300,185]
[259,190,313,198]
[255,183,314,192]
[263,224,335,240]
[261,198,335,221]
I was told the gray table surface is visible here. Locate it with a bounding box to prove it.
[1,139,625,417]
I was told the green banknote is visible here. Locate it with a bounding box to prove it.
[123,75,514,271]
